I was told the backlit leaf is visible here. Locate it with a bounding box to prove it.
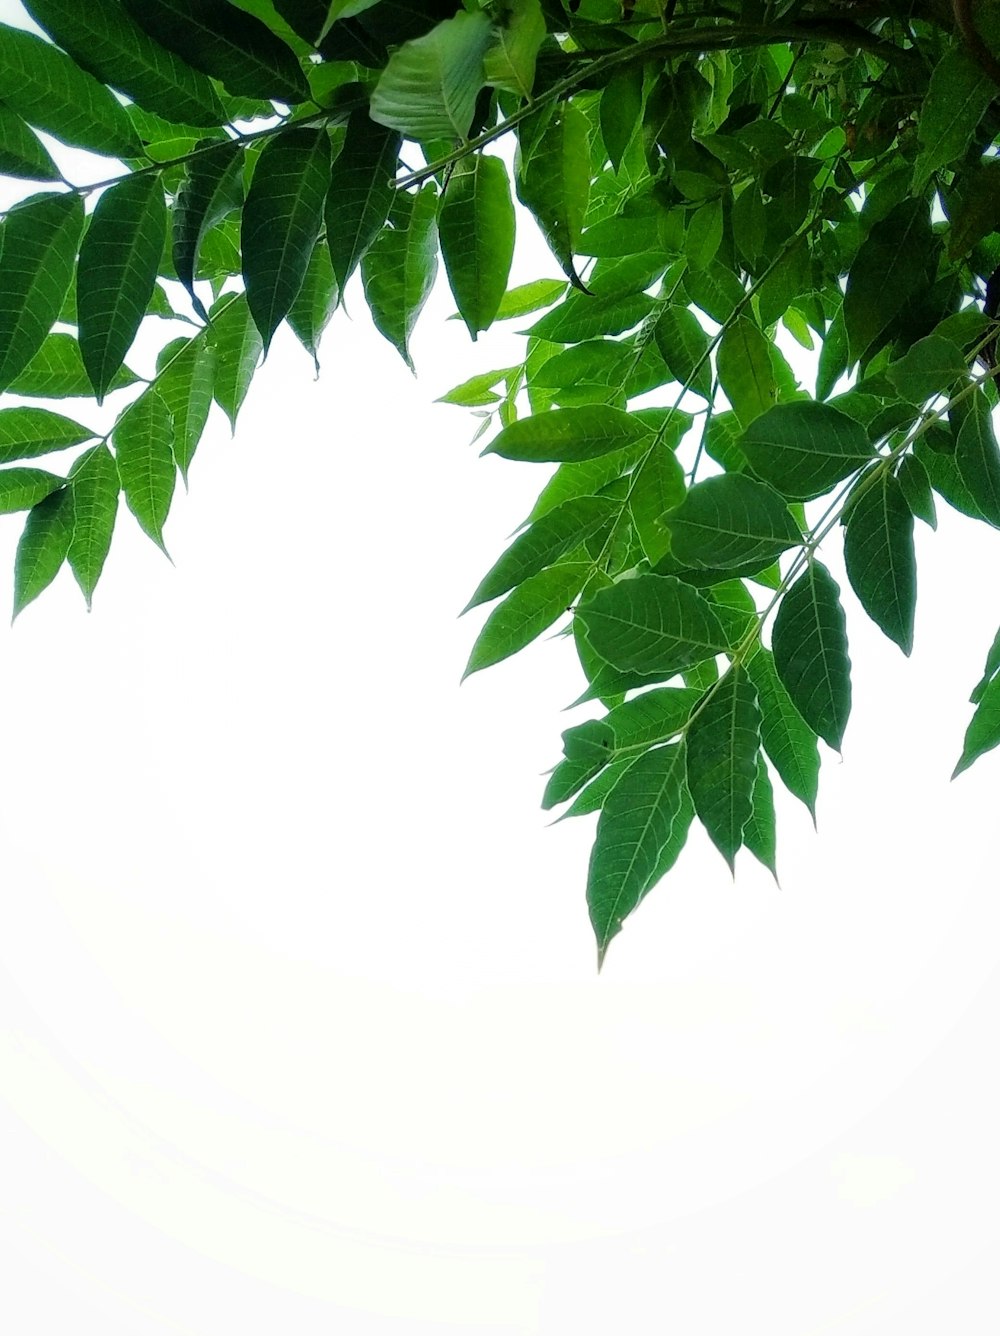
[0,103,60,181]
[325,112,400,296]
[843,199,932,365]
[746,646,818,816]
[0,466,64,514]
[913,47,993,190]
[716,316,777,427]
[954,673,1000,777]
[463,560,589,678]
[654,304,713,400]
[287,238,339,372]
[740,400,875,500]
[113,388,175,551]
[742,752,777,878]
[628,443,686,563]
[955,388,1000,527]
[686,663,761,870]
[12,486,72,619]
[485,405,652,463]
[516,103,590,287]
[154,336,216,484]
[5,333,138,399]
[439,154,515,339]
[843,472,916,654]
[0,407,95,465]
[665,473,800,571]
[67,443,119,609]
[361,184,439,369]
[209,294,263,429]
[577,574,731,677]
[369,10,493,141]
[772,560,851,752]
[174,140,245,319]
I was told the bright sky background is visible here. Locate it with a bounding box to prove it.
[1,5,1000,1332]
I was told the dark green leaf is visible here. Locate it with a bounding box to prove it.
[914,433,985,521]
[287,239,339,372]
[629,443,686,564]
[684,261,745,325]
[954,673,1000,777]
[747,622,819,820]
[717,316,777,427]
[588,742,688,968]
[439,154,515,339]
[209,294,262,429]
[325,112,400,296]
[0,192,85,393]
[0,466,64,514]
[666,473,800,572]
[122,0,310,103]
[0,22,141,157]
[843,199,933,365]
[516,103,590,287]
[12,486,72,619]
[653,304,713,400]
[897,452,936,529]
[465,495,617,611]
[542,754,605,810]
[600,65,642,172]
[242,126,331,350]
[113,389,175,551]
[67,443,119,609]
[772,560,851,752]
[174,140,245,319]
[154,336,216,484]
[526,291,656,344]
[887,334,968,402]
[370,10,493,141]
[5,333,138,399]
[485,405,652,463]
[0,103,60,181]
[605,687,702,751]
[552,757,632,822]
[740,400,875,500]
[686,663,761,870]
[843,472,916,654]
[914,47,993,189]
[361,184,438,369]
[577,574,731,677]
[78,173,166,402]
[23,0,226,127]
[955,389,1000,527]
[949,158,1000,259]
[742,752,777,878]
[463,560,589,678]
[0,407,95,465]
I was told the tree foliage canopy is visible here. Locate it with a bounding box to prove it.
[2,0,1000,964]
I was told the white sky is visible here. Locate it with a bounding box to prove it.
[1,6,1000,1332]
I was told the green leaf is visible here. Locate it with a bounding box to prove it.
[542,753,605,810]
[494,278,566,321]
[369,10,493,141]
[22,0,226,127]
[747,647,819,825]
[843,472,916,655]
[465,494,617,611]
[439,154,515,340]
[772,560,851,752]
[685,196,723,272]
[955,389,1000,527]
[0,103,60,181]
[914,433,985,521]
[588,741,689,969]
[122,0,310,103]
[209,294,263,430]
[12,486,72,619]
[525,442,647,522]
[484,0,544,97]
[67,443,119,609]
[526,291,655,344]
[954,672,1000,778]
[361,184,439,369]
[577,574,731,677]
[242,126,331,351]
[0,22,141,158]
[887,334,968,402]
[684,261,745,325]
[0,466,64,514]
[739,400,875,501]
[5,333,138,398]
[463,560,589,678]
[78,173,166,403]
[665,473,800,572]
[174,140,245,320]
[0,192,85,393]
[600,65,643,172]
[913,47,994,190]
[113,389,175,552]
[843,199,933,366]
[516,103,590,287]
[716,316,777,427]
[686,663,761,871]
[949,158,1000,259]
[154,336,216,484]
[287,238,339,372]
[654,304,713,400]
[552,757,632,821]
[897,452,937,529]
[970,624,1000,704]
[742,752,777,878]
[485,405,652,463]
[629,443,686,563]
[325,112,400,296]
[0,407,95,465]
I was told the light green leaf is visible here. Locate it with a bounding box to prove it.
[0,22,141,158]
[717,316,777,427]
[113,389,175,552]
[526,291,656,344]
[0,192,85,393]
[0,466,64,514]
[516,103,590,287]
[5,333,138,399]
[954,669,1000,777]
[12,486,72,619]
[361,184,438,369]
[843,472,916,654]
[154,336,216,484]
[600,65,643,173]
[741,399,875,502]
[287,238,339,372]
[605,687,702,751]
[551,756,632,821]
[684,261,745,325]
[685,196,723,271]
[242,126,331,350]
[463,560,589,678]
[439,154,515,339]
[174,140,245,319]
[22,0,226,127]
[914,47,994,190]
[325,111,400,296]
[370,10,493,141]
[67,443,119,609]
[970,624,1000,705]
[437,365,515,406]
[665,473,800,572]
[577,573,730,677]
[542,753,606,810]
[0,407,95,465]
[747,646,819,825]
[654,304,713,400]
[588,742,689,969]
[484,0,544,97]
[887,333,968,402]
[772,560,851,752]
[629,443,686,563]
[0,103,60,181]
[485,405,652,463]
[78,173,166,402]
[742,752,777,878]
[465,494,617,611]
[494,278,566,321]
[525,442,647,522]
[122,0,310,103]
[686,663,761,870]
[209,294,263,430]
[843,199,932,365]
[955,389,1000,527]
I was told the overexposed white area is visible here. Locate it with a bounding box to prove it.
[1,4,999,1331]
